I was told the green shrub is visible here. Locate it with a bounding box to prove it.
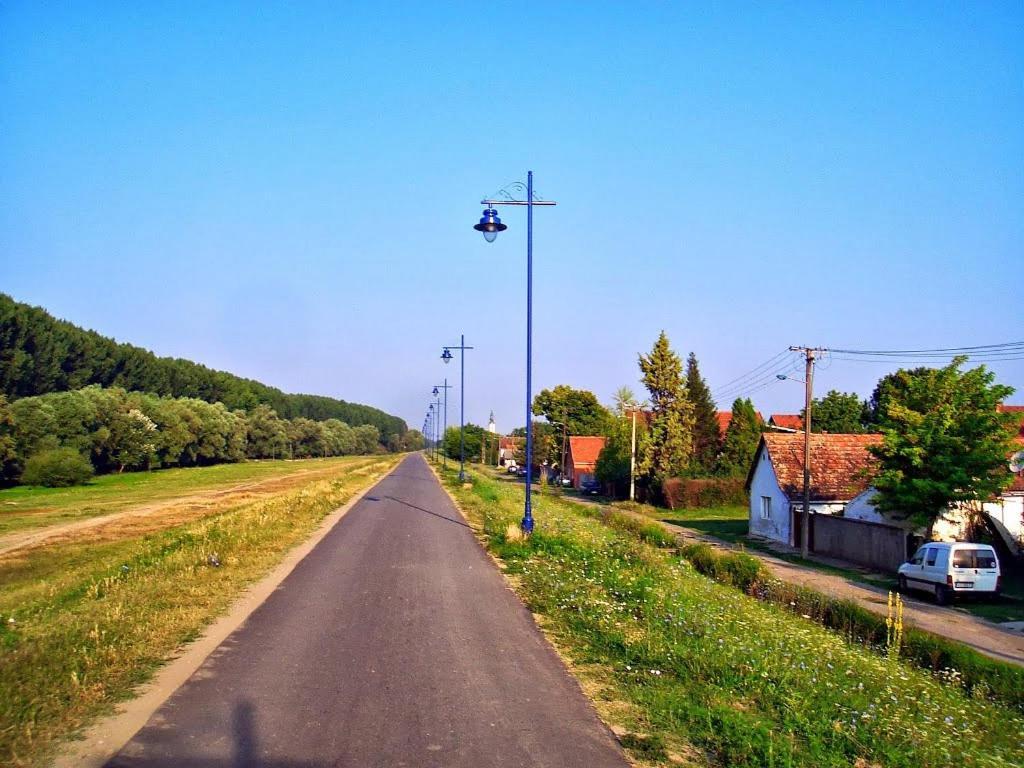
[21,448,94,487]
[680,543,769,592]
[662,477,747,509]
[605,511,678,548]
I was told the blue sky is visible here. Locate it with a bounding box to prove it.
[2,2,1022,431]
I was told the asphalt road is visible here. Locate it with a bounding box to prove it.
[106,454,628,768]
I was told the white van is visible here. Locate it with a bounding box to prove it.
[897,542,1001,605]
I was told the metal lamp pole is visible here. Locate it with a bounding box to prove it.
[428,404,436,461]
[442,335,473,481]
[433,381,452,469]
[473,172,557,533]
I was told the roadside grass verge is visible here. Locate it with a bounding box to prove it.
[678,543,1024,711]
[444,468,1024,767]
[0,457,368,537]
[0,456,398,768]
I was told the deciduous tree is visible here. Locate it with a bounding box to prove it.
[803,390,868,434]
[868,357,1017,538]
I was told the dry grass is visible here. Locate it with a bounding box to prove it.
[0,455,399,767]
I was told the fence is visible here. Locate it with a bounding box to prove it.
[812,515,912,573]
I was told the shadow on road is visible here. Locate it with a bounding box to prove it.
[381,494,470,528]
[106,700,324,768]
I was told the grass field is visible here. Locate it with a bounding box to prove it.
[443,466,1024,767]
[653,504,749,542]
[0,458,364,537]
[0,454,399,768]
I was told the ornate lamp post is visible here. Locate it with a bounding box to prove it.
[472,172,557,534]
[441,336,473,481]
[432,382,452,469]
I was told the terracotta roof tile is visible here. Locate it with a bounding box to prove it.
[998,404,1024,440]
[762,432,882,501]
[568,436,607,466]
[498,436,522,450]
[769,414,804,430]
[717,410,764,434]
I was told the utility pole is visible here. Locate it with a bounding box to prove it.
[789,346,826,559]
[629,407,638,502]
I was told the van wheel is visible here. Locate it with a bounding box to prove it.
[897,575,908,593]
[935,585,950,606]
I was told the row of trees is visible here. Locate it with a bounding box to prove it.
[0,294,408,444]
[0,386,425,486]
[595,332,756,500]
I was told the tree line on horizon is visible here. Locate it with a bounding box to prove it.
[0,386,426,487]
[0,293,407,444]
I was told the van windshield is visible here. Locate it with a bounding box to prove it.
[952,549,997,569]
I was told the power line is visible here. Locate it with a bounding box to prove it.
[712,350,792,401]
[830,341,1024,356]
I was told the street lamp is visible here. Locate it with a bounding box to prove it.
[441,335,473,481]
[432,388,443,465]
[428,404,436,461]
[473,172,557,534]
[432,382,452,469]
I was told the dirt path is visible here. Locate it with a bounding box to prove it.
[0,460,383,558]
[650,516,1024,667]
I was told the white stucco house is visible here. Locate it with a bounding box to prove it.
[749,409,1024,559]
[746,432,881,546]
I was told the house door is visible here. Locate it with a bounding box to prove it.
[791,506,815,550]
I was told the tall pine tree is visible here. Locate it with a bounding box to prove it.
[685,352,719,475]
[717,397,761,477]
[638,332,694,490]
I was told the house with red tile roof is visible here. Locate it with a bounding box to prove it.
[998,404,1024,446]
[497,436,522,467]
[746,432,881,546]
[767,413,803,432]
[565,436,607,490]
[716,409,764,437]
[748,414,1024,561]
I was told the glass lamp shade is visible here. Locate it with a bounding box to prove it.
[441,349,453,364]
[473,208,507,243]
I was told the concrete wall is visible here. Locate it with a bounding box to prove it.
[813,515,911,572]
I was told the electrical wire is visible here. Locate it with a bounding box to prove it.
[830,341,1024,356]
[711,350,792,401]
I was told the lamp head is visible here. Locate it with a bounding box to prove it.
[776,374,787,381]
[433,387,439,396]
[473,208,506,242]
[441,348,453,364]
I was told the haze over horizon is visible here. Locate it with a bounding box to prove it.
[3,2,1021,431]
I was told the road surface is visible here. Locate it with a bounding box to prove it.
[105,454,627,768]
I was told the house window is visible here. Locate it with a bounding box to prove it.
[760,496,772,520]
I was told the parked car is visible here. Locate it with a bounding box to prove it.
[505,461,518,474]
[897,542,1001,605]
[579,478,601,495]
